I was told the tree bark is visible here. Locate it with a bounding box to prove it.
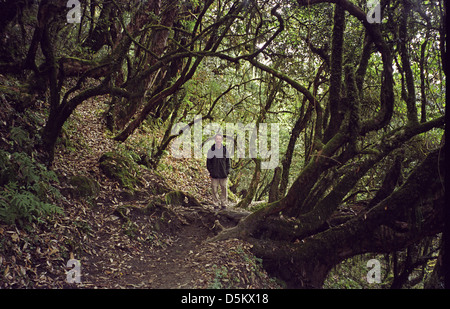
[398,0,418,126]
[367,154,403,209]
[212,148,444,288]
[323,4,345,143]
[419,37,428,123]
[278,98,314,198]
[268,166,282,203]
[236,158,261,208]
[211,110,444,286]
[107,0,179,132]
[82,1,116,52]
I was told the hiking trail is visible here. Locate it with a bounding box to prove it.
[47,97,279,289]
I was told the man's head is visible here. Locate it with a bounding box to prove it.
[214,133,223,148]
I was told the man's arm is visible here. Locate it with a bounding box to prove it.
[225,148,231,175]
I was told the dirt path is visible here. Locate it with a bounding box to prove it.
[78,199,261,289]
[83,217,214,288]
[146,224,211,288]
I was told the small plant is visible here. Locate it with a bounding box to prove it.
[209,265,229,289]
[0,182,63,226]
[10,127,30,148]
[99,151,142,191]
[0,150,63,226]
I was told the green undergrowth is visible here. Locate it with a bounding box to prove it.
[0,145,63,227]
[207,243,279,289]
[99,151,143,191]
[0,89,65,227]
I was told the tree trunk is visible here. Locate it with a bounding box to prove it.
[277,102,313,197]
[82,1,116,52]
[367,154,402,208]
[107,0,179,132]
[211,127,444,287]
[323,4,345,143]
[398,0,418,126]
[268,166,282,203]
[236,158,261,208]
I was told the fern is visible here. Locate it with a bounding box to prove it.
[11,152,40,185]
[0,151,63,226]
[10,126,30,148]
[0,183,63,226]
[0,149,13,186]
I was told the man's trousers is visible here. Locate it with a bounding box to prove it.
[211,177,227,207]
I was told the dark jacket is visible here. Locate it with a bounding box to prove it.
[206,144,230,179]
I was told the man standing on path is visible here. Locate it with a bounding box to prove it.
[206,134,230,209]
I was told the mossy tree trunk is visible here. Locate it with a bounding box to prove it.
[236,78,279,208]
[323,4,345,143]
[107,0,180,132]
[236,158,261,208]
[213,148,444,288]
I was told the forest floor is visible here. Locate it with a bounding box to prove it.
[0,97,280,289]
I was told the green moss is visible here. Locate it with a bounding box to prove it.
[164,190,202,206]
[148,182,171,195]
[165,190,185,205]
[146,196,166,213]
[227,187,238,203]
[69,175,100,198]
[99,151,142,191]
